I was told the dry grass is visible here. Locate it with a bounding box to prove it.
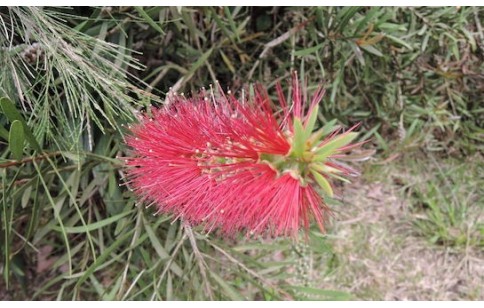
[315,177,484,300]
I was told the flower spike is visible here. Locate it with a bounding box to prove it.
[124,75,367,238]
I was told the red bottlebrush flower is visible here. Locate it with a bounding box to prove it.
[125,72,366,238]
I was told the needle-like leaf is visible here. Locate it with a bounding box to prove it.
[310,170,334,197]
[314,132,359,162]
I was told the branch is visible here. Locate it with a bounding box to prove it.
[0,151,62,168]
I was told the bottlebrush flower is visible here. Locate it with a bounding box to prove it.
[124,72,367,238]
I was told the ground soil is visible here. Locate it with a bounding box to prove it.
[316,180,484,300]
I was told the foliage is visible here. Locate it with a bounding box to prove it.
[0,7,149,153]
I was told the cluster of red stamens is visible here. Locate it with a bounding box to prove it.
[124,73,366,238]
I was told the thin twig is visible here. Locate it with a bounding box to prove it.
[184,224,214,300]
[207,240,294,299]
[248,17,314,80]
[0,151,62,168]
[150,232,187,301]
[117,206,144,299]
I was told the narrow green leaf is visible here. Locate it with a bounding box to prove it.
[76,230,133,287]
[377,22,407,32]
[314,132,358,161]
[406,119,421,141]
[0,97,23,122]
[461,28,476,51]
[0,124,9,140]
[353,7,382,35]
[103,275,124,300]
[9,120,24,160]
[73,7,102,32]
[24,178,41,243]
[360,44,383,57]
[386,34,413,50]
[219,50,236,74]
[310,170,334,197]
[311,163,341,174]
[374,131,388,151]
[186,48,213,81]
[291,118,306,157]
[336,7,361,32]
[181,9,206,43]
[421,32,430,52]
[144,218,184,277]
[330,70,343,103]
[32,160,72,275]
[210,271,245,300]
[359,123,380,141]
[224,6,240,42]
[308,119,338,146]
[2,168,11,288]
[294,43,324,57]
[305,104,319,139]
[209,7,234,44]
[134,7,165,35]
[143,221,169,258]
[291,286,351,300]
[321,119,338,136]
[52,211,131,233]
[89,275,105,298]
[0,97,41,151]
[233,243,289,252]
[336,149,374,162]
[325,172,351,184]
[349,42,366,66]
[312,163,352,183]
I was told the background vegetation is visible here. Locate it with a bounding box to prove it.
[0,6,482,300]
